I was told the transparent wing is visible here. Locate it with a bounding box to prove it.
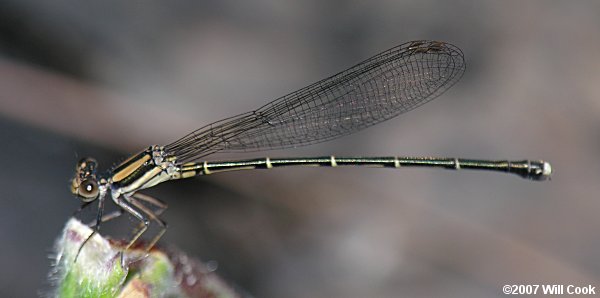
[166,40,465,163]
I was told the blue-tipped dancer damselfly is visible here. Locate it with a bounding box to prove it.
[70,40,552,265]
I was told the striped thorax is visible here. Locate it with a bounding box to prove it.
[70,146,179,203]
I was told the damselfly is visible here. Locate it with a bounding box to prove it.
[70,40,551,264]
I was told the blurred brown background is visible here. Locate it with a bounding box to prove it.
[1,1,599,297]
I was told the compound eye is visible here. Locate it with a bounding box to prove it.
[78,178,99,201]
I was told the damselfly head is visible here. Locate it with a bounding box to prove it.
[71,158,100,202]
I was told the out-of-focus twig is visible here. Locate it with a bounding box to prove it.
[0,58,192,151]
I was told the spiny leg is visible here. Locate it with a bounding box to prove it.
[75,209,124,262]
[115,195,149,267]
[132,192,168,216]
[129,193,168,253]
[121,192,168,250]
[75,195,106,263]
[86,209,123,227]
